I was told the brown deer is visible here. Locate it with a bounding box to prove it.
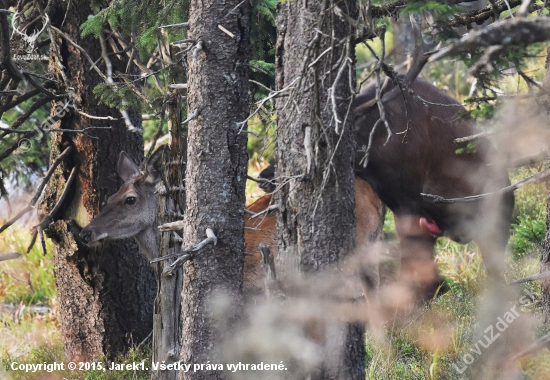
[79,149,385,293]
[354,77,515,299]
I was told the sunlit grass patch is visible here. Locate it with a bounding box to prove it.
[0,303,61,361]
[0,224,56,305]
[436,239,483,293]
[1,223,60,361]
[365,279,480,380]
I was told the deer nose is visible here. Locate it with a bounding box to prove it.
[80,230,92,244]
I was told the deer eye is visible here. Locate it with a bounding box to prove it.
[125,196,137,205]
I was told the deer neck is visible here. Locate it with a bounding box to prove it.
[134,194,160,263]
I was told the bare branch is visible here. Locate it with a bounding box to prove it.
[508,271,550,285]
[30,146,73,206]
[0,147,74,233]
[169,83,188,90]
[217,24,234,39]
[74,109,117,121]
[0,252,20,262]
[182,109,199,124]
[158,22,189,29]
[50,26,107,81]
[422,166,550,203]
[0,96,52,138]
[454,131,493,143]
[237,77,300,131]
[449,0,522,27]
[512,332,550,360]
[192,40,204,61]
[0,205,32,234]
[154,229,218,277]
[39,164,78,224]
[431,16,550,62]
[158,220,184,232]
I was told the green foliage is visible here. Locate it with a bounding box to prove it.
[509,167,547,260]
[81,13,105,38]
[81,0,189,55]
[0,98,52,188]
[250,61,276,105]
[469,102,496,120]
[510,214,545,260]
[249,0,277,105]
[455,142,477,155]
[247,115,275,166]
[93,83,144,112]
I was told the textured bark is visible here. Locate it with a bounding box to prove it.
[179,1,250,379]
[541,46,550,322]
[40,0,156,362]
[153,95,186,380]
[276,1,363,379]
[390,15,414,68]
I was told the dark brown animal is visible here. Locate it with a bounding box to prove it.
[354,78,514,299]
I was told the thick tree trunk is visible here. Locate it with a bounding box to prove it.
[40,1,156,362]
[276,1,363,379]
[179,2,250,379]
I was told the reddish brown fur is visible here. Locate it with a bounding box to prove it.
[243,178,384,292]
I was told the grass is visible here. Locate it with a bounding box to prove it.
[365,165,550,379]
[0,226,56,305]
[0,223,60,362]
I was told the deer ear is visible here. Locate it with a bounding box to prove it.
[117,151,140,181]
[144,145,166,184]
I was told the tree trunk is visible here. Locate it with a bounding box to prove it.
[179,1,250,379]
[40,1,156,362]
[390,14,414,69]
[153,95,186,380]
[541,46,550,322]
[276,1,363,379]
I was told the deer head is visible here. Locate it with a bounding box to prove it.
[79,148,165,261]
